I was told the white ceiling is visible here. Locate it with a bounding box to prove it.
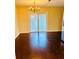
[16,0,64,7]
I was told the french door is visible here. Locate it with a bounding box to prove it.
[30,13,47,48]
[30,13,47,32]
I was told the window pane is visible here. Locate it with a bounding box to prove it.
[30,14,38,32]
[39,14,47,31]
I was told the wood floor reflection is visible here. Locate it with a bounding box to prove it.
[15,32,64,59]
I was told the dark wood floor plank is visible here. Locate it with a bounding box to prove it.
[15,32,64,59]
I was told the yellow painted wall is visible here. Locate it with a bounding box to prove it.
[16,7,29,34]
[15,6,64,36]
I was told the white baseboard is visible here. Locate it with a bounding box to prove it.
[47,30,62,32]
[15,33,20,38]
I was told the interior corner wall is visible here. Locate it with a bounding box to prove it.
[15,6,64,36]
[15,6,29,34]
[15,9,20,37]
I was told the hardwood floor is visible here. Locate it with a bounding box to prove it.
[15,32,64,59]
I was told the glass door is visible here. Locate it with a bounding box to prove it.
[30,14,38,32]
[39,14,47,32]
[30,14,47,32]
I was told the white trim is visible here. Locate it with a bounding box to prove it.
[20,32,30,33]
[15,30,62,39]
[19,30,62,34]
[15,33,20,38]
[47,30,62,32]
